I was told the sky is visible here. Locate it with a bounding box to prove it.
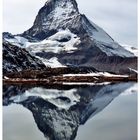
[3,0,137,47]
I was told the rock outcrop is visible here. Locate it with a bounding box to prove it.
[3,41,46,74]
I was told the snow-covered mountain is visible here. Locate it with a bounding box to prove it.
[3,0,137,74]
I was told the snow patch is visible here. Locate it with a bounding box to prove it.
[27,30,80,54]
[121,83,137,96]
[36,57,66,68]
[63,82,111,86]
[26,30,80,67]
[122,44,138,56]
[63,72,129,77]
[14,36,28,47]
[89,21,114,44]
[4,76,9,79]
[95,41,135,57]
[5,36,28,47]
[48,30,80,52]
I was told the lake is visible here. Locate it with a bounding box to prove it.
[3,82,137,140]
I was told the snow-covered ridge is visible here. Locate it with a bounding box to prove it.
[4,36,28,48]
[87,20,114,44]
[5,31,135,60]
[122,44,138,56]
[6,30,80,54]
[29,30,81,53]
[4,30,81,67]
[26,30,81,67]
[80,82,134,123]
[94,40,135,57]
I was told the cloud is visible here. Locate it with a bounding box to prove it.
[3,0,137,46]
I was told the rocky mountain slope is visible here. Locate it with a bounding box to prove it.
[3,41,46,74]
[3,0,137,74]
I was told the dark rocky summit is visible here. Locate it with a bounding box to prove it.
[22,0,81,40]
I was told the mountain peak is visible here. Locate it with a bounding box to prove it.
[22,0,80,40]
[13,0,137,74]
[45,0,78,10]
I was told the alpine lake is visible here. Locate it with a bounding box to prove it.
[3,82,137,140]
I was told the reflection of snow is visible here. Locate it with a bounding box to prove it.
[80,82,134,123]
[10,88,80,110]
[63,82,111,86]
[121,83,137,96]
[63,72,129,77]
[7,82,136,125]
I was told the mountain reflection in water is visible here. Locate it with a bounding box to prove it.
[3,82,136,140]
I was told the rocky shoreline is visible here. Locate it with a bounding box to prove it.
[3,67,137,85]
[3,75,137,85]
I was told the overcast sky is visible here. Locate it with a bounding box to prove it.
[3,0,137,47]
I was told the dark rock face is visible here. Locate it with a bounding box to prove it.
[3,83,133,140]
[56,38,137,74]
[20,0,137,74]
[22,0,109,41]
[5,67,98,79]
[3,41,46,74]
[3,32,15,39]
[25,98,79,140]
[22,0,79,40]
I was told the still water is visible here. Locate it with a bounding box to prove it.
[3,82,137,140]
